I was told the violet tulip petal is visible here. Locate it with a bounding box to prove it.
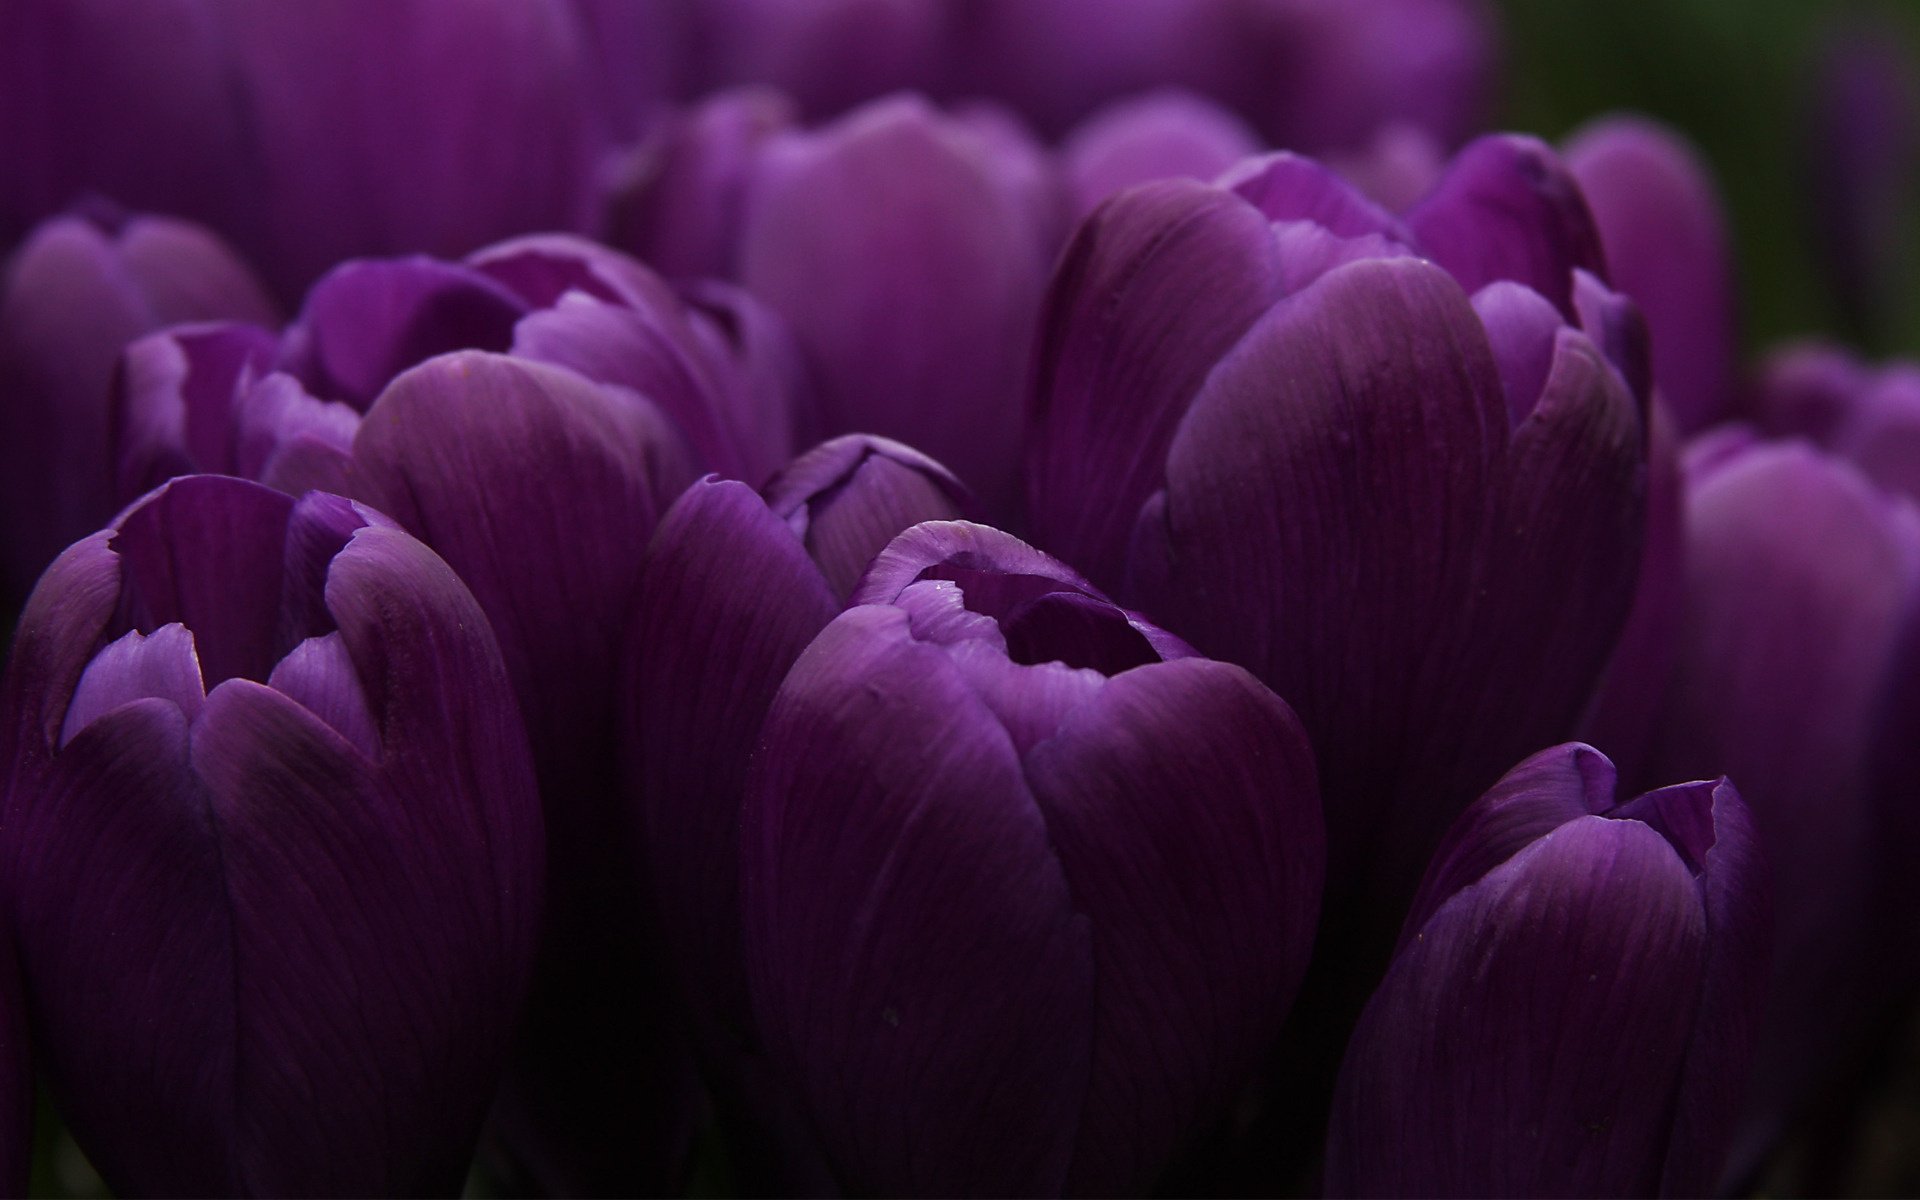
[1407,133,1608,319]
[743,605,1094,1195]
[59,624,205,747]
[1027,180,1286,591]
[114,322,279,501]
[1326,816,1708,1197]
[1023,657,1324,1194]
[1219,152,1411,241]
[1565,116,1738,432]
[1472,281,1568,424]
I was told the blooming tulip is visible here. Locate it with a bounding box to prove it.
[0,474,543,1195]
[1326,743,1769,1198]
[742,520,1325,1195]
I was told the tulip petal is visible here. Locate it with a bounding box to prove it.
[2,533,122,767]
[624,478,840,1041]
[1472,281,1565,424]
[1326,816,1708,1198]
[763,435,973,600]
[1027,179,1286,590]
[279,257,527,410]
[1407,134,1608,319]
[1062,91,1261,216]
[1022,657,1324,1194]
[59,624,205,747]
[743,605,1094,1195]
[1218,152,1410,241]
[114,322,279,501]
[266,632,381,761]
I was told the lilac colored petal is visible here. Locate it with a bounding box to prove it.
[1572,266,1653,405]
[352,351,696,768]
[468,232,685,315]
[609,88,799,281]
[108,216,278,327]
[59,625,205,747]
[742,605,1093,1195]
[1832,366,1920,504]
[1325,816,1708,1198]
[1472,280,1567,424]
[237,373,362,498]
[1269,222,1418,294]
[1407,133,1608,319]
[1022,657,1324,1193]
[1328,122,1447,212]
[1,533,122,769]
[624,477,840,1044]
[1147,256,1505,892]
[1747,340,1869,445]
[111,476,295,688]
[764,435,974,600]
[278,257,527,410]
[738,95,1056,518]
[1219,152,1410,240]
[510,291,750,480]
[221,0,604,297]
[1026,179,1286,591]
[278,490,382,652]
[266,633,381,760]
[113,322,279,502]
[1565,116,1738,432]
[1062,91,1262,217]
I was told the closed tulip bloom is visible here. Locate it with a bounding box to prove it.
[1747,342,1920,503]
[2,0,608,300]
[743,521,1325,1195]
[622,436,973,1187]
[0,475,543,1196]
[1326,743,1769,1199]
[1639,437,1920,1173]
[1565,116,1739,433]
[1030,137,1645,940]
[628,93,1062,518]
[0,209,274,599]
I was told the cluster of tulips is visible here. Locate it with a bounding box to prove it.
[1,1,1916,1196]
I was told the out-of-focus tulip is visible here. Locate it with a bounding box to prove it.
[1748,342,1920,503]
[0,209,274,600]
[114,235,805,505]
[691,0,949,119]
[622,435,972,1188]
[742,520,1325,1195]
[1,0,608,300]
[1060,91,1263,218]
[0,475,543,1196]
[730,95,1063,518]
[1325,743,1769,1199]
[1030,137,1644,940]
[1565,116,1740,433]
[1639,436,1920,1175]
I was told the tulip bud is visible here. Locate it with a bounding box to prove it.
[743,520,1325,1195]
[1326,743,1769,1198]
[0,210,273,598]
[621,435,972,1188]
[0,475,543,1195]
[1565,116,1739,433]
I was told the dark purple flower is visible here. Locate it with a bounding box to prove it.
[0,475,543,1195]
[621,435,973,1188]
[1029,138,1645,938]
[0,209,274,599]
[624,93,1063,519]
[742,520,1325,1195]
[1638,436,1920,1175]
[1,0,609,300]
[1565,116,1740,433]
[1325,743,1769,1198]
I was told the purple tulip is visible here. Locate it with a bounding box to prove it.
[1030,138,1644,938]
[0,208,274,599]
[621,435,973,1188]
[1638,436,1920,1175]
[731,95,1064,518]
[113,235,805,506]
[1325,743,1769,1198]
[0,474,543,1195]
[2,0,609,300]
[1060,91,1263,218]
[1748,342,1920,504]
[690,0,949,119]
[1565,116,1740,433]
[741,520,1325,1195]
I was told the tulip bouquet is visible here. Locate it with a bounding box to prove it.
[1,1,1916,1197]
